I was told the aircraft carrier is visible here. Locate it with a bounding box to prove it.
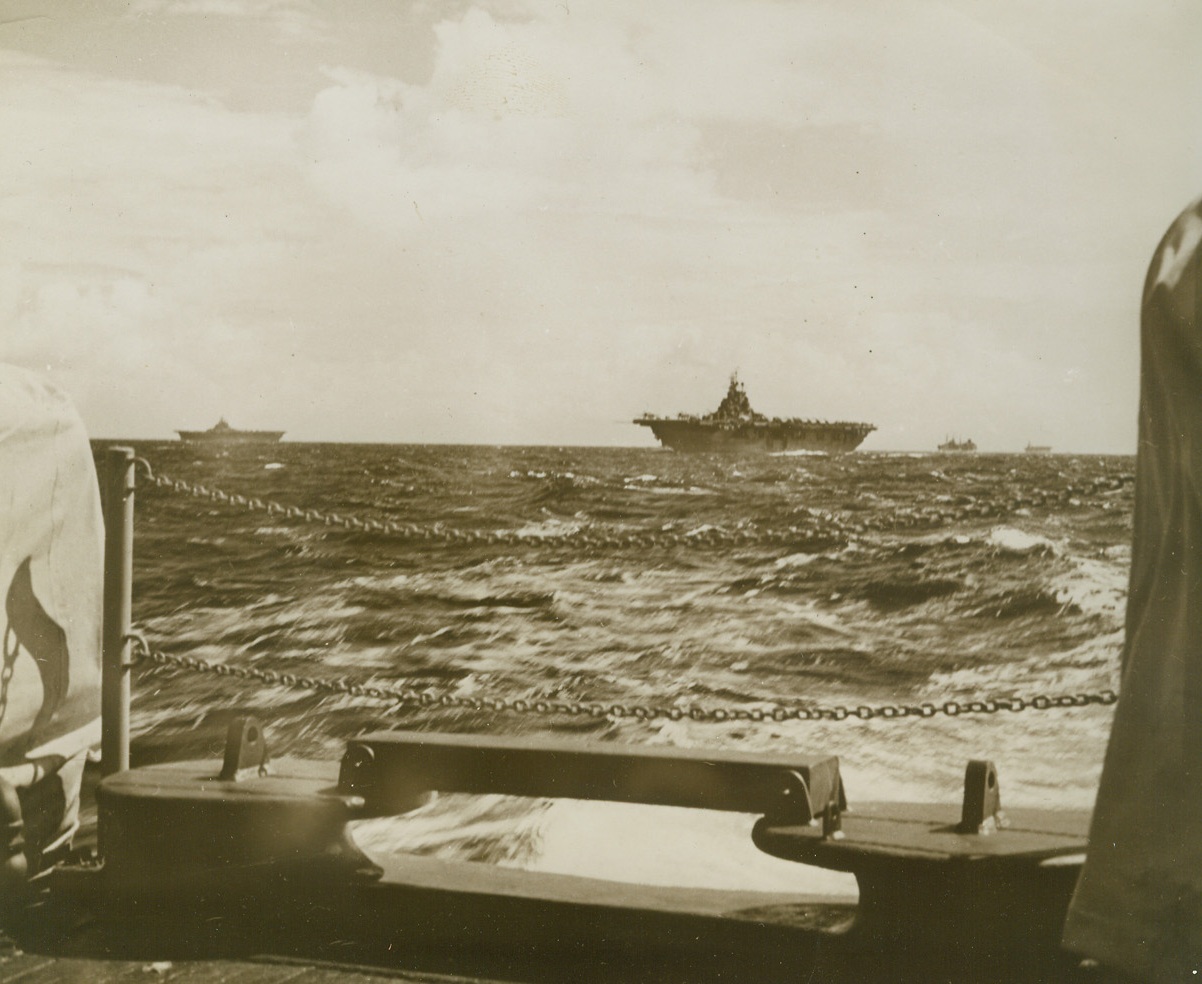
[634,374,874,453]
[176,418,284,444]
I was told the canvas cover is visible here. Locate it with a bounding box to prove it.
[0,365,102,787]
[1063,197,1202,980]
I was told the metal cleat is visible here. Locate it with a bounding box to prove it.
[959,758,1009,835]
[218,715,272,781]
[752,760,1089,954]
[822,785,844,841]
[95,716,374,895]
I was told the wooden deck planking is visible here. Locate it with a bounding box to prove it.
[0,953,469,984]
[0,956,57,984]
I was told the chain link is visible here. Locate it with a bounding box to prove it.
[125,458,1126,724]
[133,460,841,551]
[126,632,1119,724]
[133,458,1134,546]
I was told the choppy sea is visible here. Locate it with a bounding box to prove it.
[97,441,1133,895]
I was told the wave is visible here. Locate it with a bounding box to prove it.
[987,526,1059,556]
[112,439,1134,818]
[965,585,1078,620]
[347,581,557,613]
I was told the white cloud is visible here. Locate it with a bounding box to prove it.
[2,0,1199,447]
[0,51,321,427]
[128,0,324,41]
[302,7,722,234]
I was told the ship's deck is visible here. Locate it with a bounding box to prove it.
[0,901,1106,984]
[0,737,1107,984]
[0,951,430,984]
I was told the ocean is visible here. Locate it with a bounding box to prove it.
[101,441,1132,894]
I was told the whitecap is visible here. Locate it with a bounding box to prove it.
[774,551,817,568]
[988,526,1057,555]
[1048,556,1128,620]
[513,518,584,538]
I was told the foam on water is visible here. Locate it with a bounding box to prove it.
[108,441,1136,878]
[530,799,858,896]
[1049,555,1128,619]
[987,526,1059,555]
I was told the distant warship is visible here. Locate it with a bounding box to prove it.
[634,374,874,453]
[176,418,284,444]
[938,437,977,452]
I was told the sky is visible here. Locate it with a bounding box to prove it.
[1,0,1199,450]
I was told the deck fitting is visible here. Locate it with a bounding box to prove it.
[219,715,272,782]
[959,759,1008,835]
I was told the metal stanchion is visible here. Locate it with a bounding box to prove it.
[101,446,134,777]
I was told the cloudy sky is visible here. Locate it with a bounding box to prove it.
[2,0,1198,449]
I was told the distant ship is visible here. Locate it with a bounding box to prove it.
[938,437,977,452]
[634,374,875,453]
[1024,443,1052,454]
[176,418,284,444]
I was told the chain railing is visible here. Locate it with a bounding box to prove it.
[133,459,843,550]
[123,456,1126,725]
[127,632,1118,724]
[132,458,1134,547]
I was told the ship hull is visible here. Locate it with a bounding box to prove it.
[639,420,871,454]
[176,430,284,444]
[634,374,874,453]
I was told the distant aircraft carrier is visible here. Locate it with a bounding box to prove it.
[176,418,284,444]
[634,374,874,453]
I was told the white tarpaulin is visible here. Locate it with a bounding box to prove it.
[1063,197,1202,980]
[0,364,102,866]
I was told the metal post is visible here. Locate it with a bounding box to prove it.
[101,446,135,777]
